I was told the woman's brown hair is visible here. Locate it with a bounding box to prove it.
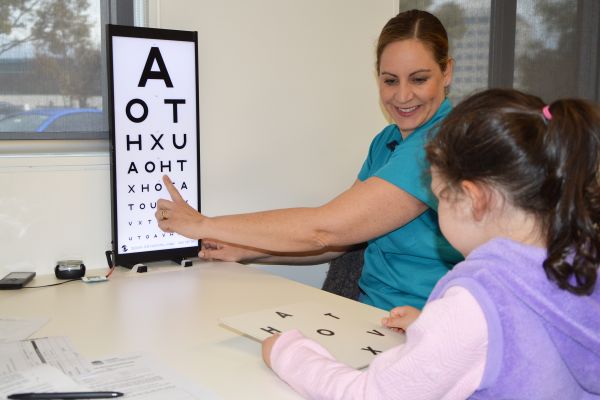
[376,9,449,73]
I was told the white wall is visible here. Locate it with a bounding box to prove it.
[0,0,396,288]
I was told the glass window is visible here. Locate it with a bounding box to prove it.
[514,0,578,101]
[44,110,105,132]
[399,0,599,103]
[0,112,48,132]
[0,0,140,140]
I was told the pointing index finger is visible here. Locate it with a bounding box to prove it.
[163,175,185,202]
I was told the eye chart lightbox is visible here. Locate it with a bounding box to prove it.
[107,25,200,268]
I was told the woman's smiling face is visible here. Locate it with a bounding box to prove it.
[378,39,452,138]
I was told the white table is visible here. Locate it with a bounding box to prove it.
[0,261,389,399]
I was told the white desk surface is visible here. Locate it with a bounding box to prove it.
[0,261,389,399]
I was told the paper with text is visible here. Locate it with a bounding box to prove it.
[0,364,88,399]
[80,353,216,400]
[0,336,91,377]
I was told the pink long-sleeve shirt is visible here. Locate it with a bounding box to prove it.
[270,286,488,399]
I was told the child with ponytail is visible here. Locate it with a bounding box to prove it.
[261,88,600,399]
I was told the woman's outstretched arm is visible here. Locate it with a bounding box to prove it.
[156,174,427,252]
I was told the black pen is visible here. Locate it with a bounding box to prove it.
[7,392,123,399]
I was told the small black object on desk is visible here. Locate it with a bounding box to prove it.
[55,260,86,279]
[181,259,193,267]
[0,271,36,290]
[132,263,147,273]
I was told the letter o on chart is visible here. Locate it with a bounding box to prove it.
[126,98,149,123]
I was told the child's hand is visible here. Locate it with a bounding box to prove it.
[381,306,421,333]
[262,334,281,368]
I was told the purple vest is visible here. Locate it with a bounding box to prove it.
[429,238,600,399]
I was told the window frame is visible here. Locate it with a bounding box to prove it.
[487,0,600,102]
[398,0,600,103]
[3,0,599,151]
[575,0,600,101]
[0,0,137,145]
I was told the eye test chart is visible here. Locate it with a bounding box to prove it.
[107,25,200,268]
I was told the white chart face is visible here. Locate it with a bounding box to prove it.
[112,35,198,255]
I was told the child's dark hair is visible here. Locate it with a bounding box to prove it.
[426,88,600,295]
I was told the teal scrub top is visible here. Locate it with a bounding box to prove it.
[357,98,463,311]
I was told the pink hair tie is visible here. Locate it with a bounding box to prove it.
[542,105,552,120]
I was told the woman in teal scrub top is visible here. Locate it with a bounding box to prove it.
[155,10,462,311]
